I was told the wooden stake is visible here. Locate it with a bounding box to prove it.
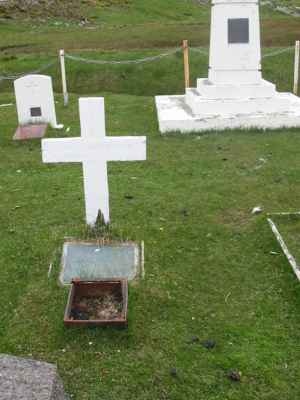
[293,40,300,96]
[183,40,190,90]
[59,49,69,106]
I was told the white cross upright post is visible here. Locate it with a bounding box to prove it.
[42,97,147,226]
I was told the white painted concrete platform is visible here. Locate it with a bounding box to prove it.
[155,93,300,134]
[155,0,300,134]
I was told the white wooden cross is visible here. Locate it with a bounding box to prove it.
[42,97,147,225]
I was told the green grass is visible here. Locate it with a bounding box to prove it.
[1,1,300,399]
[2,90,300,399]
[0,45,298,96]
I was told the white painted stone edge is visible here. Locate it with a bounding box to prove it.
[267,217,300,281]
[267,211,300,216]
[140,240,145,279]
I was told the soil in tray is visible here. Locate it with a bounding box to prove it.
[71,294,123,321]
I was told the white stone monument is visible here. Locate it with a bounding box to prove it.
[155,0,300,133]
[14,74,63,140]
[42,97,147,226]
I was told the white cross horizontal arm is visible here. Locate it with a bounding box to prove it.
[105,137,147,161]
[42,138,83,163]
[42,137,146,163]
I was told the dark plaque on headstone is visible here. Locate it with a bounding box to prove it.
[228,18,249,44]
[30,107,42,117]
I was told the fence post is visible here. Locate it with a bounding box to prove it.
[183,40,190,90]
[294,40,300,96]
[59,49,69,106]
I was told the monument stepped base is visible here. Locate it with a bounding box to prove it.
[155,92,300,134]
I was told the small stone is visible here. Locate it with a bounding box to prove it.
[181,209,189,217]
[251,206,263,215]
[270,251,279,255]
[0,354,67,400]
[228,370,241,382]
[189,335,200,344]
[70,309,89,320]
[202,340,216,349]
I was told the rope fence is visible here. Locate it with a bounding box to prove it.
[0,41,299,101]
[64,48,182,65]
[262,46,294,58]
[0,59,56,81]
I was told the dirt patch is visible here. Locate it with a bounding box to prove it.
[71,294,123,321]
[262,18,300,46]
[217,208,251,230]
[0,0,131,19]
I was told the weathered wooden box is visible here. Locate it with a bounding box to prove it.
[64,279,128,328]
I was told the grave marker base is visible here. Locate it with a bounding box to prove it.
[13,124,48,141]
[60,239,144,285]
[155,94,300,134]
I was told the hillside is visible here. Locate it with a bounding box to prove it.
[0,0,130,19]
[0,0,299,20]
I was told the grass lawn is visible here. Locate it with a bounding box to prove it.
[1,2,300,399]
[2,90,300,399]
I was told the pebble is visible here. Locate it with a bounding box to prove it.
[170,368,178,377]
[189,335,200,344]
[202,340,216,349]
[227,370,241,382]
[252,206,263,215]
[181,209,189,217]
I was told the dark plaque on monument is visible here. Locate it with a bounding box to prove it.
[30,107,42,117]
[228,18,249,44]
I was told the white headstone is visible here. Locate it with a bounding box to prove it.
[14,75,63,129]
[209,0,261,84]
[155,0,300,132]
[42,97,147,226]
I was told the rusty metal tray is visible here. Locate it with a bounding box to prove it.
[64,279,128,328]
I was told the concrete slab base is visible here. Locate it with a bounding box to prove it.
[60,240,144,285]
[196,78,277,99]
[155,94,300,134]
[13,124,48,140]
